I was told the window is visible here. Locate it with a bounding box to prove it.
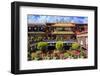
[64,28,72,31]
[55,27,64,31]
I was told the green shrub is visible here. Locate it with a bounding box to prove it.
[64,52,69,58]
[37,42,48,51]
[55,41,64,51]
[71,42,80,50]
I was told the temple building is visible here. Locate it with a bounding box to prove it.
[28,23,88,51]
[76,24,88,50]
[50,23,76,41]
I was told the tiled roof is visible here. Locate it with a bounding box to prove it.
[51,23,75,27]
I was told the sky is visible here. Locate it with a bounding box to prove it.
[27,15,88,24]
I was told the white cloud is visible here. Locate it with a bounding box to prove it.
[28,15,88,24]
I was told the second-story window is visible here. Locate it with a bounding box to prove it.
[64,28,72,31]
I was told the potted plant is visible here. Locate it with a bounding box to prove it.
[55,41,64,52]
[71,43,80,50]
[55,41,64,59]
[37,42,48,53]
[70,42,81,58]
